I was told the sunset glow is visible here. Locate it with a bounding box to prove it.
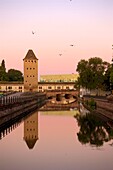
[1,0,113,76]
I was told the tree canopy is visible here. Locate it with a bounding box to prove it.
[0,60,23,81]
[7,69,23,81]
[76,57,110,91]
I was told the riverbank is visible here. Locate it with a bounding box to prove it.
[82,95,113,121]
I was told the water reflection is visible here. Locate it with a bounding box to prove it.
[23,112,39,149]
[0,109,113,170]
[0,105,113,150]
[75,110,113,147]
[0,120,21,140]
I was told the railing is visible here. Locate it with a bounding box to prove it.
[0,93,47,111]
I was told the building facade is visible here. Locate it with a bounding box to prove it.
[0,82,23,92]
[0,81,76,93]
[38,82,76,92]
[23,49,38,92]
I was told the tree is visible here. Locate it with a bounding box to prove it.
[110,71,113,91]
[103,65,112,91]
[0,60,7,81]
[7,69,23,81]
[1,59,6,72]
[76,57,110,92]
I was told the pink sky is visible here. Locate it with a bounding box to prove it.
[0,0,113,77]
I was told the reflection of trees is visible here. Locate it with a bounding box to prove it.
[74,113,113,147]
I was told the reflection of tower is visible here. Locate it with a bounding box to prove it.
[23,111,39,149]
[23,49,38,92]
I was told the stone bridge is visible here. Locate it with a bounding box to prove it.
[46,89,79,103]
[40,90,79,110]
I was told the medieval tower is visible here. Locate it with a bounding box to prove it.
[23,49,38,92]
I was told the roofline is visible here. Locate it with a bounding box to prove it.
[0,81,76,85]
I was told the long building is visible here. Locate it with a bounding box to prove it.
[0,81,76,93]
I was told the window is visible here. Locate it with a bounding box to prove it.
[57,86,61,90]
[66,86,69,90]
[19,86,22,89]
[8,86,12,89]
[48,86,52,89]
[39,86,42,89]
[39,90,42,92]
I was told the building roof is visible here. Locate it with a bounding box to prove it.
[40,74,79,82]
[23,49,38,60]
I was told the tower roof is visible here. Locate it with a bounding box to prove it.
[23,49,38,60]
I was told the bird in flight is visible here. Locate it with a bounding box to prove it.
[32,31,35,34]
[59,54,62,56]
[70,44,74,47]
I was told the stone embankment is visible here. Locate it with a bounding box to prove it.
[0,92,46,128]
[83,95,113,121]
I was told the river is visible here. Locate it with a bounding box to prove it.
[0,107,113,170]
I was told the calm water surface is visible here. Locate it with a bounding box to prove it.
[0,110,113,170]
